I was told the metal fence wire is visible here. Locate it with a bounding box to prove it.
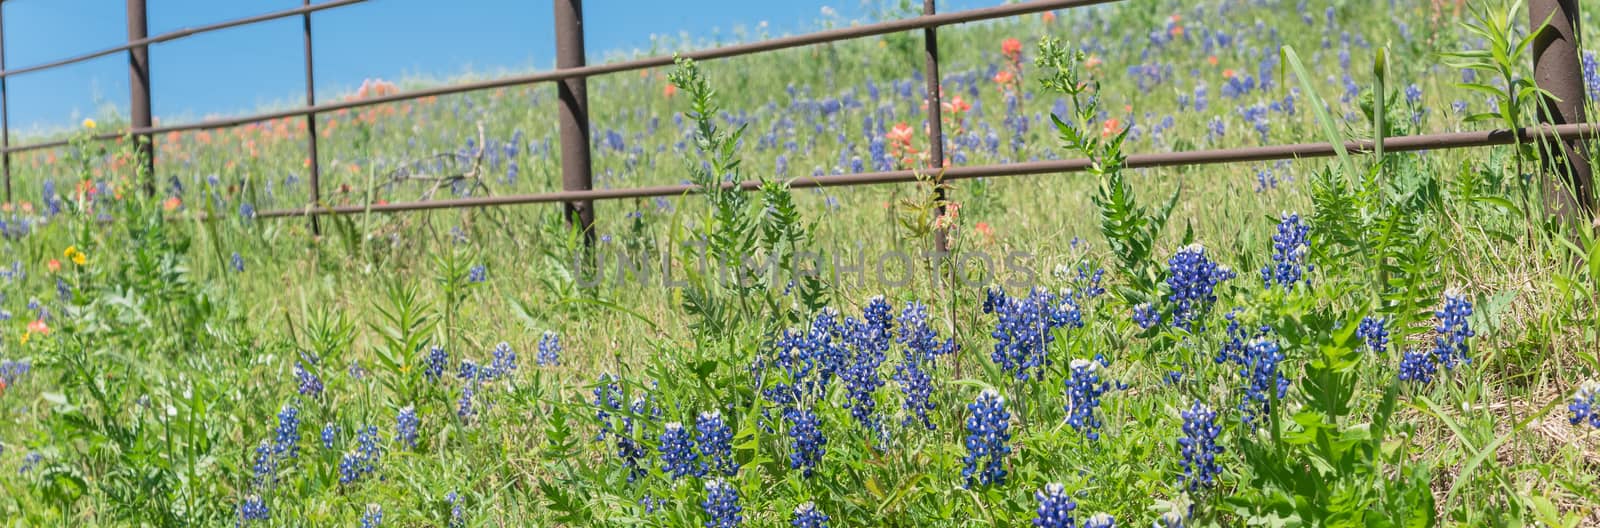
[0,0,1592,235]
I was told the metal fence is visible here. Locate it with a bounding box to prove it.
[0,0,1592,239]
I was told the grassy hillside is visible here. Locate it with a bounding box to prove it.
[1,0,1598,525]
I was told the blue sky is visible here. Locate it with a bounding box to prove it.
[1,0,990,134]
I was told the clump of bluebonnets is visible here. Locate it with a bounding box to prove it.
[1357,316,1388,355]
[983,287,1084,382]
[1398,292,1475,385]
[1165,244,1235,330]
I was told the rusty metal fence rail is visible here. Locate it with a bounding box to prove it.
[0,0,1591,235]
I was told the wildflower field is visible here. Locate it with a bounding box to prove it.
[4,0,1600,525]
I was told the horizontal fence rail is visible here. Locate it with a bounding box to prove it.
[0,0,1110,155]
[0,0,365,78]
[252,122,1600,218]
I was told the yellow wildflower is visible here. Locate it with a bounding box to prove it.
[65,246,87,266]
[82,118,96,129]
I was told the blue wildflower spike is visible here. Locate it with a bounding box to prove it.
[659,421,699,480]
[792,502,829,528]
[1032,483,1077,527]
[1260,212,1312,291]
[537,331,562,367]
[786,407,827,477]
[1065,359,1112,441]
[962,389,1012,487]
[702,479,743,528]
[1569,381,1600,429]
[1178,401,1224,491]
[696,410,736,477]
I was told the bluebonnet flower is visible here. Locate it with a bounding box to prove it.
[296,361,323,398]
[457,385,477,422]
[1233,338,1288,427]
[1032,482,1077,528]
[1398,349,1437,385]
[230,252,245,272]
[340,425,383,485]
[895,301,956,429]
[702,479,743,528]
[962,389,1012,487]
[357,424,382,466]
[360,503,383,528]
[489,341,518,378]
[761,309,846,413]
[792,502,829,528]
[1178,401,1224,491]
[458,359,482,382]
[1157,511,1187,528]
[395,406,419,449]
[321,423,338,449]
[592,374,624,438]
[537,331,561,367]
[839,298,892,432]
[20,451,42,473]
[1404,83,1422,105]
[612,397,652,482]
[348,360,368,380]
[424,346,448,382]
[786,407,827,477]
[697,410,736,476]
[1357,316,1388,354]
[1568,381,1600,429]
[1132,302,1161,330]
[445,490,466,527]
[237,494,269,525]
[1083,513,1116,528]
[0,359,31,385]
[274,405,300,458]
[1452,100,1468,114]
[1166,244,1235,330]
[468,264,487,283]
[1260,213,1312,291]
[983,287,1084,382]
[251,440,277,487]
[1064,359,1111,441]
[1432,292,1474,370]
[659,421,699,480]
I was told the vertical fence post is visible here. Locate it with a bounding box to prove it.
[303,0,322,235]
[923,0,949,252]
[554,0,595,246]
[1529,0,1594,223]
[126,0,154,196]
[1,4,10,204]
